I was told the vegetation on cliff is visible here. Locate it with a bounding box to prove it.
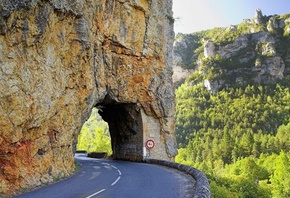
[174,12,290,71]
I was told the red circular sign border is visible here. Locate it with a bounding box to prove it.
[145,139,155,150]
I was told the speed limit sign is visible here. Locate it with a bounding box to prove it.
[145,139,155,150]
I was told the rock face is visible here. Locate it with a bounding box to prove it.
[204,40,215,58]
[217,35,248,59]
[0,0,176,194]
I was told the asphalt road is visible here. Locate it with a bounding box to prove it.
[15,154,193,198]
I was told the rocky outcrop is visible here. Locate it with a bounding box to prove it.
[217,35,248,59]
[204,79,224,94]
[172,65,193,83]
[254,9,264,24]
[0,0,176,195]
[267,17,279,33]
[254,56,285,81]
[204,40,215,58]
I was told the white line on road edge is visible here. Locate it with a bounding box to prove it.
[85,189,106,198]
[111,176,121,186]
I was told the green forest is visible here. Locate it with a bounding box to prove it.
[174,77,290,197]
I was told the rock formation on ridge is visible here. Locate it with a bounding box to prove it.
[173,10,290,91]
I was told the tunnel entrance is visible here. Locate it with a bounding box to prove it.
[77,103,144,161]
[98,103,144,161]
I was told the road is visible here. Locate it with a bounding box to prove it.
[15,154,194,198]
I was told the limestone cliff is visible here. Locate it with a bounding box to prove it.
[0,0,176,194]
[173,10,290,92]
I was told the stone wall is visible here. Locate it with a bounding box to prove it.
[0,0,176,195]
[146,159,211,198]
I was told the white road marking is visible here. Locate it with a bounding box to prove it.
[101,162,109,165]
[86,161,122,197]
[111,165,122,175]
[85,189,106,198]
[117,170,122,175]
[111,176,121,186]
[88,172,101,180]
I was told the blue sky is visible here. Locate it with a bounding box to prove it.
[173,0,290,34]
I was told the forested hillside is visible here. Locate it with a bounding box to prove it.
[174,10,290,197]
[175,79,290,197]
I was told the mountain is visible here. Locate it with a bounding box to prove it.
[173,10,290,197]
[173,9,290,92]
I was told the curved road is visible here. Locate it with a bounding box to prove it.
[15,154,194,198]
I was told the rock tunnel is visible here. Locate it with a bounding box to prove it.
[97,102,143,160]
[0,0,177,194]
[90,93,177,161]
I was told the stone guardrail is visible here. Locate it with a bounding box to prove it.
[145,159,211,198]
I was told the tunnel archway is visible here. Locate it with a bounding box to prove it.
[78,97,177,161]
[97,102,144,161]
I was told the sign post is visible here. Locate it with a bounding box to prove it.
[145,139,155,158]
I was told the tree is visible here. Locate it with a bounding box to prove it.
[239,131,254,156]
[276,122,290,150]
[240,158,261,182]
[77,127,90,150]
[77,108,112,155]
[220,130,233,163]
[271,151,290,198]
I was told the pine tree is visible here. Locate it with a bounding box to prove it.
[271,151,290,198]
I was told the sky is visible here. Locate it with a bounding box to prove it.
[173,0,290,34]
